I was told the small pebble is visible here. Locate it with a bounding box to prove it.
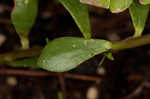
[97,67,106,75]
[0,33,6,46]
[106,33,120,42]
[86,86,99,99]
[6,76,17,86]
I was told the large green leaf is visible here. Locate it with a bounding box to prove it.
[59,0,91,38]
[38,37,112,72]
[11,0,38,36]
[110,0,133,13]
[80,0,110,8]
[129,0,149,38]
[139,0,150,5]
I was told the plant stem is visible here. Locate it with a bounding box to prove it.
[0,47,42,63]
[98,54,106,66]
[1,34,150,64]
[112,34,150,51]
[19,34,29,50]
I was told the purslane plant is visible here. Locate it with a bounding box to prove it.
[1,0,150,72]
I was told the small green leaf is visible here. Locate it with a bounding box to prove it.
[80,0,110,8]
[10,57,38,68]
[106,53,114,60]
[110,0,133,13]
[139,0,150,5]
[59,0,91,38]
[129,0,149,38]
[11,0,38,36]
[38,37,112,72]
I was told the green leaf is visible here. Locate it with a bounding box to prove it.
[38,37,112,72]
[139,0,150,5]
[11,0,38,36]
[129,0,149,38]
[110,0,133,13]
[106,53,114,60]
[59,0,91,38]
[10,57,38,68]
[80,0,110,8]
[58,91,63,99]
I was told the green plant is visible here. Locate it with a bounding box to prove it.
[1,0,150,72]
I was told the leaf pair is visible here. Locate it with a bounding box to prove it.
[78,0,149,38]
[11,0,150,41]
[12,0,131,39]
[11,0,91,39]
